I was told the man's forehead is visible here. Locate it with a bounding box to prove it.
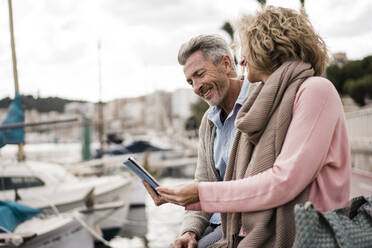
[183,51,207,74]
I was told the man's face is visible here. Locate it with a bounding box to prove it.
[183,51,230,106]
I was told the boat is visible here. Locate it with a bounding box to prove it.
[0,160,133,240]
[0,201,94,248]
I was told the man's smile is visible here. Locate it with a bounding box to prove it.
[200,84,213,99]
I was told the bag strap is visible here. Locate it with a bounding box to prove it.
[363,196,372,217]
[348,196,367,218]
[320,195,372,248]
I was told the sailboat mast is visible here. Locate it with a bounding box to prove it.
[7,0,19,92]
[7,0,25,161]
[97,40,104,157]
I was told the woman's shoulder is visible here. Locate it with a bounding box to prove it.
[297,76,339,100]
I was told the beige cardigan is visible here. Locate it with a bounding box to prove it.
[180,109,219,239]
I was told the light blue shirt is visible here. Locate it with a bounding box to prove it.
[208,79,250,225]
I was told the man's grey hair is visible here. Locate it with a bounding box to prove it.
[178,34,236,71]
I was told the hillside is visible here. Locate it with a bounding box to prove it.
[0,95,85,113]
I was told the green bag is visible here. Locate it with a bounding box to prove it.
[293,196,372,248]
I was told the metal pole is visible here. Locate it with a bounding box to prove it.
[7,0,25,161]
[0,118,79,130]
[81,117,91,161]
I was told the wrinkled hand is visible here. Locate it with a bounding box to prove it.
[157,183,199,207]
[171,232,197,248]
[142,181,167,206]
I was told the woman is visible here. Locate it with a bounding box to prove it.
[151,6,351,248]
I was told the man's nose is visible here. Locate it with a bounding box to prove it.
[192,80,202,95]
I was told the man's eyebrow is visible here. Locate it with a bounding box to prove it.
[192,69,204,77]
[186,68,204,83]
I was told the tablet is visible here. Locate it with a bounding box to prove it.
[123,157,160,191]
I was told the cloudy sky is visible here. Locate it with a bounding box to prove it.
[0,0,371,102]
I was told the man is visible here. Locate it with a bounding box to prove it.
[144,34,250,248]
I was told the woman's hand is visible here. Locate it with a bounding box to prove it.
[157,182,199,207]
[142,181,167,206]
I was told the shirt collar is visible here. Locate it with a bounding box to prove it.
[208,78,250,125]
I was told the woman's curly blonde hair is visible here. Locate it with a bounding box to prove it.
[237,6,329,76]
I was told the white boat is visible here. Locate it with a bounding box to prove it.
[0,160,133,239]
[67,150,196,238]
[0,202,94,248]
[2,215,94,248]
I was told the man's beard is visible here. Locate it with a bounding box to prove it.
[203,80,228,107]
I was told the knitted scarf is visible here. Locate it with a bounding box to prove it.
[210,61,315,248]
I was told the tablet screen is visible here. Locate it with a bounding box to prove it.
[123,157,160,191]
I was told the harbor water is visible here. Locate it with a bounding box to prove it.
[110,177,193,248]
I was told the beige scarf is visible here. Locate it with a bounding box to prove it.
[210,61,315,248]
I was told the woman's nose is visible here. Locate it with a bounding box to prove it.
[239,57,247,67]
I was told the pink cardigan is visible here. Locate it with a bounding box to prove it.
[187,77,351,213]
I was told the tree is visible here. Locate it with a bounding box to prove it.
[185,98,209,131]
[326,54,372,105]
[343,75,372,106]
[326,64,345,94]
[343,60,365,81]
[361,55,372,74]
[326,54,372,106]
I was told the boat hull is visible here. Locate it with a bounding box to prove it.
[12,215,94,248]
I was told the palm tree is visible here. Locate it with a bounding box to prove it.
[299,0,305,8]
[221,21,234,41]
[220,21,238,66]
[257,0,266,9]
[299,0,308,17]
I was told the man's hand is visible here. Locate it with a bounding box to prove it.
[142,181,167,206]
[157,182,199,207]
[171,232,197,248]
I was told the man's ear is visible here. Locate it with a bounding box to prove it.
[221,55,233,74]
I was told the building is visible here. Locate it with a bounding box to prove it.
[104,96,146,131]
[0,87,200,144]
[145,91,172,132]
[331,52,348,68]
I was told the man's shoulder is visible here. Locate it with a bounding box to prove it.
[199,108,213,132]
